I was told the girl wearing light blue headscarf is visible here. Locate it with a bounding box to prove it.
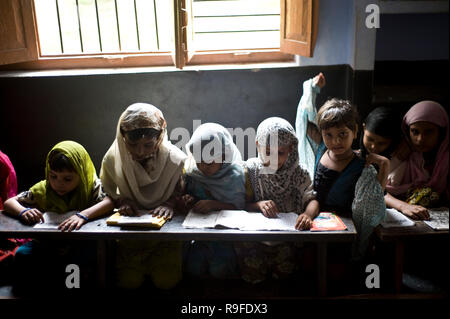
[183,123,245,279]
[184,122,246,211]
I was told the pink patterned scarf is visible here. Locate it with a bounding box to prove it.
[386,101,448,200]
[0,150,17,209]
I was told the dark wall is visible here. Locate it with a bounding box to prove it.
[376,13,449,61]
[0,65,355,190]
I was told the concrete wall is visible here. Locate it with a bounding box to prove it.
[298,0,355,68]
[0,65,351,190]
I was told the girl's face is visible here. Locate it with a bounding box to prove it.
[197,161,222,176]
[124,135,159,163]
[322,125,356,155]
[362,124,392,155]
[409,121,440,153]
[257,143,293,171]
[48,169,80,196]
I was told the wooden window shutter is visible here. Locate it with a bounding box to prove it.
[182,0,195,64]
[280,0,319,57]
[172,0,193,69]
[0,0,39,66]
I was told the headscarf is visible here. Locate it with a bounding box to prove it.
[386,101,449,199]
[29,141,97,213]
[184,123,246,209]
[296,77,320,179]
[0,150,17,209]
[100,103,186,209]
[246,117,315,214]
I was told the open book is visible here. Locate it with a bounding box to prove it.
[106,210,167,229]
[424,207,449,230]
[310,212,347,231]
[182,210,299,231]
[381,208,415,228]
[33,211,75,229]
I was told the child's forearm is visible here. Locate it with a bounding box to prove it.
[78,196,114,220]
[245,202,260,212]
[215,201,236,211]
[377,161,390,190]
[307,121,322,145]
[385,192,407,211]
[3,196,30,217]
[303,200,319,218]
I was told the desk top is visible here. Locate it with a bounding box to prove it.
[0,211,356,242]
[375,222,449,242]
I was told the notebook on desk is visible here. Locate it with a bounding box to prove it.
[424,207,449,230]
[381,208,416,228]
[106,210,167,229]
[33,211,76,229]
[181,210,298,231]
[310,212,347,231]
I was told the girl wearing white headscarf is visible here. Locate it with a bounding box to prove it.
[101,103,186,290]
[183,123,245,279]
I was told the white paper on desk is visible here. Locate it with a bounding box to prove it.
[424,207,449,230]
[182,210,298,231]
[33,211,75,229]
[182,211,220,229]
[381,208,415,228]
[238,212,298,231]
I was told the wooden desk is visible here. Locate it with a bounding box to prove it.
[375,222,449,293]
[0,211,356,297]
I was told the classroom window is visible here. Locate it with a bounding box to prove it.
[0,0,318,70]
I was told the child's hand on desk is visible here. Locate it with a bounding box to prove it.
[20,208,44,225]
[152,205,174,220]
[192,200,219,214]
[256,200,279,218]
[182,194,195,210]
[295,213,313,230]
[59,214,87,232]
[117,199,139,216]
[400,203,430,220]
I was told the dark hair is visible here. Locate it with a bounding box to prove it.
[121,128,162,142]
[48,151,75,172]
[360,106,402,157]
[317,98,359,132]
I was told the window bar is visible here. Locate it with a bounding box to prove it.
[55,0,64,53]
[94,0,103,52]
[134,0,141,51]
[153,0,160,50]
[75,0,84,52]
[114,0,122,51]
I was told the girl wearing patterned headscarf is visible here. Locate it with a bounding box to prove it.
[183,123,245,280]
[386,100,449,220]
[234,117,319,284]
[101,103,187,290]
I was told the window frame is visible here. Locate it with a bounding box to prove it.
[0,0,318,70]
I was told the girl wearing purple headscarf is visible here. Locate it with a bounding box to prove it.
[386,101,449,220]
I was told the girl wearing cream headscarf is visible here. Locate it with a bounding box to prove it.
[101,103,187,290]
